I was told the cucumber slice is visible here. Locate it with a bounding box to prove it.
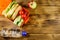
[7,4,19,18]
[11,6,22,20]
[13,16,21,25]
[6,1,18,13]
[18,19,24,27]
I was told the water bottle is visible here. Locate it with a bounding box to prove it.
[0,29,27,37]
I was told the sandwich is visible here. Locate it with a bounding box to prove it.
[2,1,29,27]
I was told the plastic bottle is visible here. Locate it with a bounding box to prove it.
[0,29,27,37]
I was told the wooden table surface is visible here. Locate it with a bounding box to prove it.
[0,0,60,40]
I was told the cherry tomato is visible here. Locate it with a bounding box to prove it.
[21,14,26,19]
[25,12,29,17]
[18,7,29,24]
[19,10,24,15]
[23,7,29,15]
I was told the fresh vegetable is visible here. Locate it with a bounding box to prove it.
[19,10,24,15]
[13,16,21,25]
[19,7,29,24]
[2,1,17,17]
[7,4,19,18]
[19,8,29,16]
[18,19,23,26]
[13,16,24,26]
[24,17,29,24]
[0,0,12,15]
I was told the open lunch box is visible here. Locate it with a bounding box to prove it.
[0,0,30,38]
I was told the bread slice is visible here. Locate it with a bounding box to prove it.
[11,6,22,20]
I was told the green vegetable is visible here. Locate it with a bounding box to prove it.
[13,16,24,27]
[2,1,17,17]
[18,19,23,26]
[6,1,17,13]
[7,4,19,18]
[13,16,21,25]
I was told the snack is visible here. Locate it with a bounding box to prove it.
[28,1,37,9]
[2,1,29,27]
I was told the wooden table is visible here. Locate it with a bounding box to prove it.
[0,0,60,40]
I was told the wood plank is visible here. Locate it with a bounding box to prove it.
[0,0,60,40]
[38,0,60,6]
[53,34,60,40]
[0,16,22,30]
[22,4,60,34]
[0,37,5,40]
[23,12,60,34]
[27,34,53,40]
[1,34,53,40]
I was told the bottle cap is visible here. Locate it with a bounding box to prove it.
[22,31,27,36]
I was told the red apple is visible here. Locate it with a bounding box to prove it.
[28,1,37,9]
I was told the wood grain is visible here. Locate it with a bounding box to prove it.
[0,0,60,40]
